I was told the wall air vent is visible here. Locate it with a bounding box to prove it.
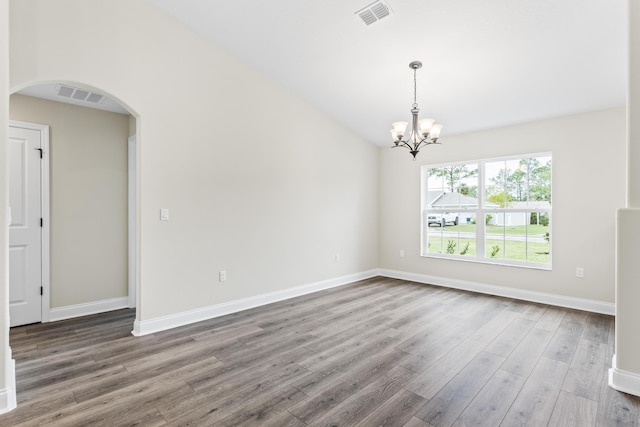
[355,1,392,26]
[57,85,74,98]
[72,89,90,101]
[56,85,105,104]
[86,93,104,103]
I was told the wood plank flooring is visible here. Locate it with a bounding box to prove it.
[2,277,640,426]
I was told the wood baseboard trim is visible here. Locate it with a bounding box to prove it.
[49,297,130,322]
[609,355,640,397]
[132,269,380,336]
[378,269,615,315]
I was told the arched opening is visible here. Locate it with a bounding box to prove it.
[8,81,140,330]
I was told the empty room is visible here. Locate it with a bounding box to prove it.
[1,0,640,425]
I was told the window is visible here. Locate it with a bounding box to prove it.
[422,153,551,269]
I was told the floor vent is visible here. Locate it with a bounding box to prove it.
[355,1,392,26]
[56,85,105,104]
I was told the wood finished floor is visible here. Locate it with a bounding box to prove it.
[3,277,640,426]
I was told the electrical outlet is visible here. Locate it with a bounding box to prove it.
[219,270,227,282]
[335,253,341,263]
[576,267,584,278]
[160,208,169,221]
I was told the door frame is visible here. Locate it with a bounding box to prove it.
[9,120,50,323]
[128,134,136,308]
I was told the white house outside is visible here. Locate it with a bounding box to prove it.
[426,191,550,227]
[489,201,552,226]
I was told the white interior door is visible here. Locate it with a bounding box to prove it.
[9,124,44,326]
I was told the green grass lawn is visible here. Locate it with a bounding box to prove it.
[454,223,548,235]
[426,222,550,263]
[427,235,550,264]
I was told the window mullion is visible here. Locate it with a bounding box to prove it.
[477,160,485,258]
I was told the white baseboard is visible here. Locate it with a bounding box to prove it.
[0,347,16,415]
[49,296,130,322]
[379,269,615,315]
[131,267,614,337]
[132,269,379,336]
[609,355,640,397]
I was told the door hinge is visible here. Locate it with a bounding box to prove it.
[40,286,43,296]
[35,148,43,159]
[40,218,43,227]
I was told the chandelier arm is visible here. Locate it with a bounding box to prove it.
[400,140,413,150]
[393,139,414,151]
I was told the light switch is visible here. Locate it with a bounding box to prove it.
[160,208,170,221]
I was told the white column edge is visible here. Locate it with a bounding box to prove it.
[609,355,640,397]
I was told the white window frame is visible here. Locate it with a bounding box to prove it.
[421,152,552,270]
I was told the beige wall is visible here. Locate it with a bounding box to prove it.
[8,0,379,321]
[628,0,640,208]
[380,108,626,303]
[9,94,129,308]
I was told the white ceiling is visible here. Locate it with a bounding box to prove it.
[148,0,627,146]
[18,0,627,146]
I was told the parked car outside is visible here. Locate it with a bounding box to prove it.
[427,212,459,227]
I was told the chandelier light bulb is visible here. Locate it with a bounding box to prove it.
[392,121,408,137]
[419,118,435,135]
[430,123,443,140]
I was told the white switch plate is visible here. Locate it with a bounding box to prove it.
[219,270,227,282]
[576,267,584,278]
[335,253,341,262]
[400,250,405,258]
[160,208,169,221]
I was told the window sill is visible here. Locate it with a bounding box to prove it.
[422,253,552,271]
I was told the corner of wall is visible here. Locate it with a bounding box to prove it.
[0,348,16,415]
[0,0,15,414]
[609,355,640,397]
[612,208,640,397]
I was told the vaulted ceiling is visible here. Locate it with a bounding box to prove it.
[18,0,627,147]
[149,0,627,146]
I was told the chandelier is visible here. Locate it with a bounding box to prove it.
[390,61,443,159]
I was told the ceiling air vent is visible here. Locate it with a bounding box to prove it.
[56,85,105,104]
[355,1,392,26]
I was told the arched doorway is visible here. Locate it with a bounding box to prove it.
[8,81,139,328]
